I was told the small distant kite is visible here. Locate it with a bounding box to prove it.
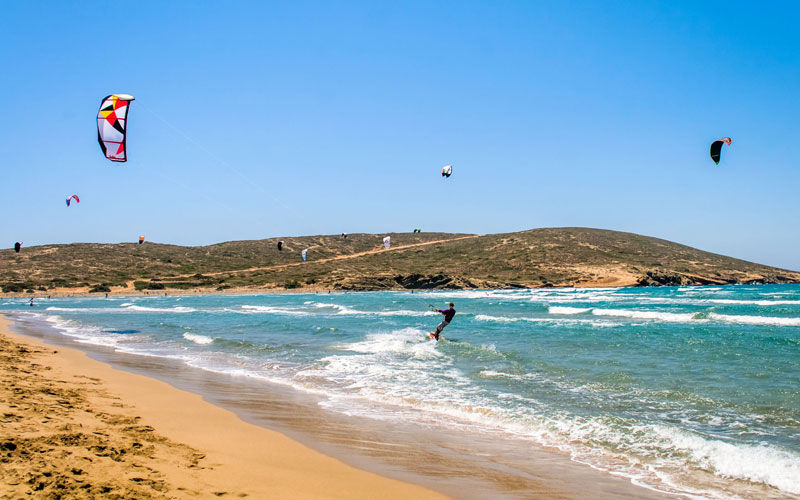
[97,94,135,162]
[710,137,732,165]
[441,165,452,178]
[277,240,283,251]
[341,233,347,239]
[14,242,21,253]
[66,195,80,207]
[413,228,421,233]
[302,248,308,262]
[383,236,391,250]
[138,236,145,245]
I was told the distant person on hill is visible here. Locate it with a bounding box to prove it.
[430,302,456,341]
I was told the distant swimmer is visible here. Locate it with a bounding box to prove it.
[429,302,456,341]
[29,297,34,307]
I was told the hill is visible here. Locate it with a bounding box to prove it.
[2,228,799,294]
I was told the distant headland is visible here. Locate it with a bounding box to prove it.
[3,228,799,296]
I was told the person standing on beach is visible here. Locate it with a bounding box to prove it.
[430,302,456,340]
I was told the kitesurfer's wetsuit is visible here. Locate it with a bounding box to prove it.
[433,307,456,340]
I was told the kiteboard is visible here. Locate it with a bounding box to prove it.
[428,332,438,340]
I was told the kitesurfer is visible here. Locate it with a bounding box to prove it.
[430,302,456,341]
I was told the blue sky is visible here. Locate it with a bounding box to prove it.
[1,1,799,269]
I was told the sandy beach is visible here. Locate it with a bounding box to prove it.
[0,314,449,499]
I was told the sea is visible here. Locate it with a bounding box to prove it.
[2,284,799,499]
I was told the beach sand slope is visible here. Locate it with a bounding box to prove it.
[0,316,448,499]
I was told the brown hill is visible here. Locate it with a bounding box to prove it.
[2,228,798,294]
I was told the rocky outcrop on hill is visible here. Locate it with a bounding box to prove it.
[636,272,700,287]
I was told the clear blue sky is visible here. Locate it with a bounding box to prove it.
[2,1,798,269]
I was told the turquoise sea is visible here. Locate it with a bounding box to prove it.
[2,284,799,498]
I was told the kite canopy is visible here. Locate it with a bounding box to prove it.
[383,236,391,249]
[138,236,145,244]
[14,242,21,253]
[441,165,452,178]
[66,194,80,207]
[97,94,135,162]
[710,137,732,165]
[302,248,308,261]
[277,240,283,251]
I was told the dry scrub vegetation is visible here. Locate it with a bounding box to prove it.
[2,228,798,294]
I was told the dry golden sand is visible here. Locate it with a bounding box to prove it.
[0,316,449,499]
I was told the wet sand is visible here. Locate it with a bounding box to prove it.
[0,315,448,499]
[1,313,677,499]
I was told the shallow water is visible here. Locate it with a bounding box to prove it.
[3,284,799,499]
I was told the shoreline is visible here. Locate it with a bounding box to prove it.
[1,311,677,499]
[0,281,683,300]
[1,281,628,298]
[0,314,449,499]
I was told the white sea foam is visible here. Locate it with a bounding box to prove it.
[339,327,441,359]
[42,315,123,347]
[652,425,800,494]
[299,347,800,497]
[123,305,196,313]
[312,302,361,314]
[377,309,438,316]
[237,303,435,317]
[239,305,310,316]
[590,308,699,323]
[708,313,800,327]
[548,306,592,315]
[310,302,437,317]
[474,314,540,323]
[473,314,621,328]
[618,296,800,308]
[412,290,531,300]
[707,299,800,306]
[479,370,541,382]
[46,305,197,314]
[182,333,215,345]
